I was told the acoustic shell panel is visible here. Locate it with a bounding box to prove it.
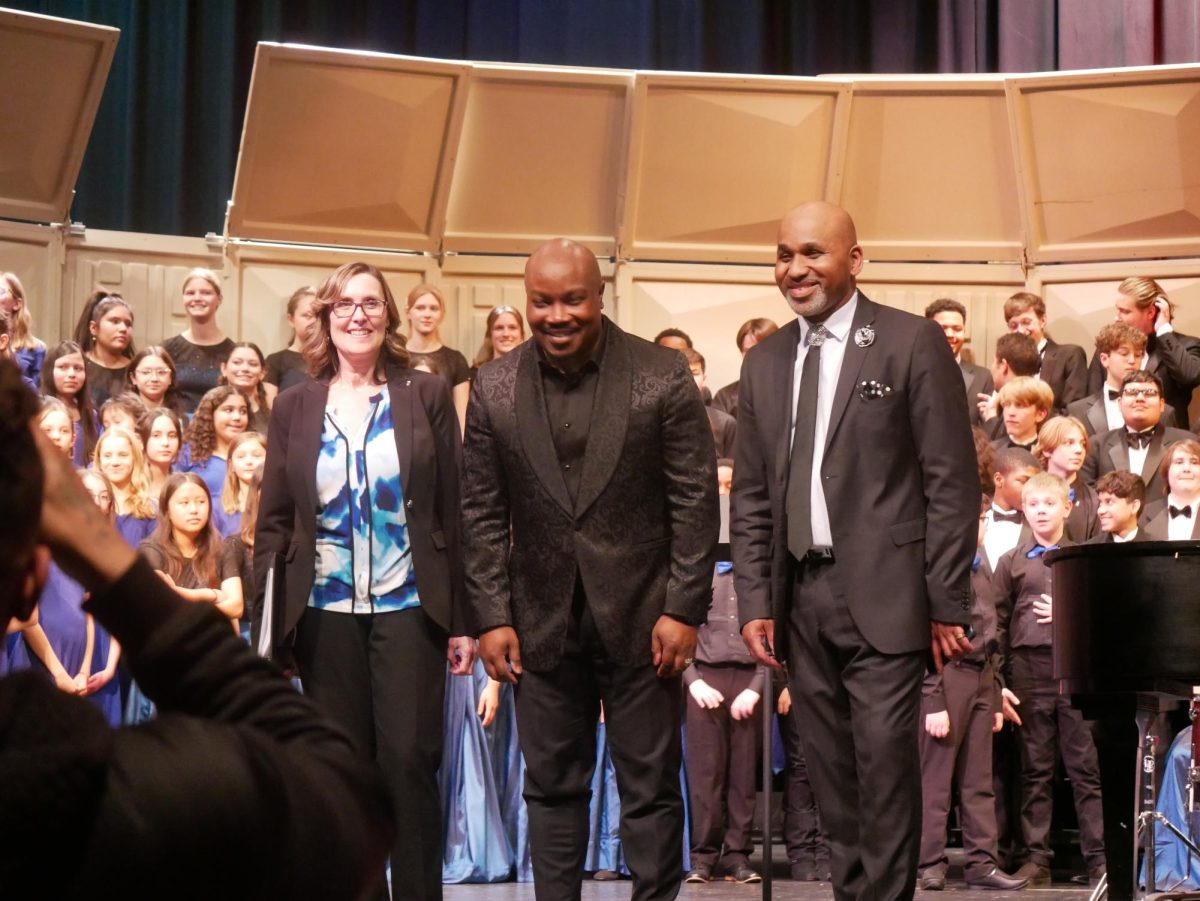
[228,44,469,253]
[0,9,117,223]
[835,77,1023,263]
[443,65,633,256]
[1008,65,1200,262]
[623,74,849,264]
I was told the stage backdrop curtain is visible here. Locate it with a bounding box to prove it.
[7,0,1200,237]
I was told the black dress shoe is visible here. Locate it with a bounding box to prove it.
[1013,862,1051,887]
[791,862,819,881]
[684,864,712,884]
[966,867,1028,890]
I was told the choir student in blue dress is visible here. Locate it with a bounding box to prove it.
[41,340,98,466]
[178,384,248,499]
[213,430,266,538]
[127,345,184,416]
[10,468,123,725]
[221,342,276,434]
[93,427,157,548]
[98,392,147,436]
[139,407,184,497]
[37,397,76,460]
[1,271,45,386]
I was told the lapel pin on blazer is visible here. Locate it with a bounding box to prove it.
[854,325,875,348]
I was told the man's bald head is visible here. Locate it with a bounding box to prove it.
[775,201,863,322]
[525,238,603,294]
[525,238,605,373]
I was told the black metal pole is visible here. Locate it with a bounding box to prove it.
[762,676,773,900]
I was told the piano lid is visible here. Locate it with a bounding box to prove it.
[1049,541,1200,698]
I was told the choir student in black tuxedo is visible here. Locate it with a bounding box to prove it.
[1086,277,1200,429]
[462,239,718,901]
[1079,370,1193,496]
[733,202,979,900]
[1003,292,1087,414]
[710,318,779,418]
[980,449,1040,869]
[1093,471,1147,543]
[918,497,1027,891]
[255,262,471,901]
[994,473,1106,888]
[1067,323,1148,436]
[1141,439,1200,540]
[925,298,993,427]
[977,333,1040,439]
[1034,416,1099,543]
[991,377,1052,453]
[683,347,737,461]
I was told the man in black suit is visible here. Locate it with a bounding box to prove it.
[1067,323,1148,436]
[1004,291,1087,414]
[1086,276,1200,429]
[977,333,1040,440]
[1079,370,1192,497]
[1093,470,1147,542]
[462,238,719,901]
[925,297,993,426]
[733,202,980,899]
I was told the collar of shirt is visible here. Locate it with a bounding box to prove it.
[536,321,608,381]
[1037,337,1048,355]
[798,291,858,347]
[1112,528,1137,543]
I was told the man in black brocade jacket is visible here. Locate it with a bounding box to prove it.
[461,238,719,901]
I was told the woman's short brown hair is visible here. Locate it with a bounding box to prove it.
[303,262,409,381]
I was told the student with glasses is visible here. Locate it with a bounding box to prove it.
[1080,370,1192,497]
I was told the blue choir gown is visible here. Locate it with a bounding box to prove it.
[1142,725,1200,891]
[439,658,513,883]
[486,677,532,881]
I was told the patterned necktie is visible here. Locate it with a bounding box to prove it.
[1169,505,1193,519]
[1026,543,1060,559]
[786,325,827,559]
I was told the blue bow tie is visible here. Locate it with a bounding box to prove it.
[971,554,982,573]
[716,561,734,574]
[1026,544,1060,559]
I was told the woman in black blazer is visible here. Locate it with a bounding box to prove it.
[256,261,471,901]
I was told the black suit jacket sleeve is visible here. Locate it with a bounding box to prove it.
[461,375,514,635]
[730,351,775,625]
[77,559,393,898]
[1056,343,1089,409]
[1155,330,1200,389]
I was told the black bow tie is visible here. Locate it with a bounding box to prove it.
[992,510,1021,524]
[1170,504,1193,519]
[1108,388,1121,401]
[1125,429,1155,449]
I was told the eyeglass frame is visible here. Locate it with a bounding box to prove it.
[330,299,387,319]
[1122,387,1161,399]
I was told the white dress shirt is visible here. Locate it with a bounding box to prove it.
[1103,384,1125,431]
[1111,528,1138,543]
[1166,494,1197,541]
[983,505,1023,570]
[790,292,859,550]
[1128,436,1150,479]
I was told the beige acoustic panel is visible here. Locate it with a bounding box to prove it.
[443,65,633,256]
[0,9,117,224]
[1008,65,1200,263]
[442,254,616,364]
[620,262,782,392]
[856,262,1029,371]
[623,74,850,264]
[228,44,469,253]
[836,78,1023,263]
[0,220,66,349]
[63,230,225,352]
[229,243,437,357]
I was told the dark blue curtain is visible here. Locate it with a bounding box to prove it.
[7,0,1198,237]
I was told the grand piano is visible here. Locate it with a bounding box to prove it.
[1050,541,1200,900]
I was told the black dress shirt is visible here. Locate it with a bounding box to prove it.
[537,334,605,505]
